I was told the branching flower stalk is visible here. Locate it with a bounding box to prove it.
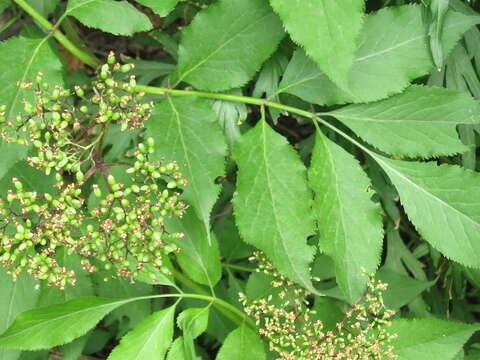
[0,54,188,288]
[240,252,398,360]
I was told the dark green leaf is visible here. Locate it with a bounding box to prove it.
[66,0,152,35]
[108,305,176,360]
[216,324,265,360]
[175,0,284,91]
[0,297,138,350]
[309,131,383,302]
[233,120,316,292]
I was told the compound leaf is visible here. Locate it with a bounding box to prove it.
[328,86,480,158]
[66,0,152,36]
[0,297,137,350]
[279,5,479,104]
[175,0,284,91]
[108,305,176,360]
[269,0,364,88]
[147,97,227,240]
[389,318,480,360]
[216,324,265,360]
[233,120,316,292]
[309,131,383,302]
[373,156,480,268]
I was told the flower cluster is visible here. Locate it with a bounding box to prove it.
[0,55,188,288]
[240,252,398,360]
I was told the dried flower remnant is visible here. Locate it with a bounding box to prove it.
[240,252,398,360]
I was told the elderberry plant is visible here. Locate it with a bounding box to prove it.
[0,0,480,359]
[0,54,187,288]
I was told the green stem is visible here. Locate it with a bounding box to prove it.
[134,85,315,119]
[125,292,252,329]
[223,263,255,272]
[171,268,255,329]
[13,0,100,68]
[0,11,23,34]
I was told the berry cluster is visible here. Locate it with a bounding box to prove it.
[0,140,187,288]
[0,55,188,288]
[79,139,187,279]
[239,252,398,360]
[0,52,151,177]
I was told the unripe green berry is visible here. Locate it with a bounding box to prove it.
[76,171,84,182]
[120,64,131,73]
[75,87,85,97]
[107,175,116,185]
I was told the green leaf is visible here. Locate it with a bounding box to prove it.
[167,208,222,288]
[177,307,210,360]
[252,50,289,122]
[134,0,180,17]
[0,270,39,360]
[216,324,265,360]
[0,297,138,350]
[277,50,350,107]
[108,305,176,360]
[328,86,480,158]
[429,0,450,71]
[389,318,480,360]
[214,214,253,261]
[92,277,153,336]
[60,335,89,360]
[211,89,247,149]
[373,156,480,268]
[308,131,383,302]
[279,5,479,104]
[312,298,344,331]
[0,1,11,13]
[147,97,227,241]
[177,307,209,339]
[376,269,434,309]
[66,0,152,36]
[166,337,186,360]
[233,119,316,292]
[27,0,60,16]
[269,0,364,88]
[175,0,284,91]
[0,36,63,180]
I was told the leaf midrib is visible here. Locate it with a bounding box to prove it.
[330,113,461,124]
[260,120,310,290]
